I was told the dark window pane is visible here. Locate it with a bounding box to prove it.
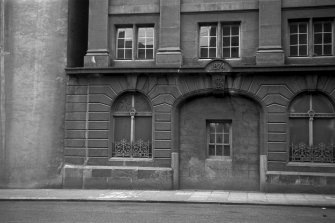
[299,45,307,56]
[146,49,154,59]
[323,22,332,32]
[290,46,298,56]
[222,48,230,58]
[135,117,152,142]
[231,26,239,35]
[216,145,223,156]
[324,45,332,55]
[209,123,215,133]
[118,39,124,48]
[231,47,239,58]
[324,33,332,44]
[299,34,307,44]
[290,94,310,113]
[224,145,230,156]
[314,119,335,145]
[289,118,309,145]
[200,48,208,58]
[224,123,230,132]
[125,40,132,48]
[222,26,230,36]
[138,49,145,59]
[137,39,145,49]
[314,45,322,56]
[209,48,216,58]
[125,49,132,59]
[312,94,334,113]
[118,30,125,38]
[314,33,322,44]
[231,37,239,46]
[115,94,132,111]
[209,26,217,36]
[210,134,215,143]
[216,134,223,143]
[222,37,230,47]
[114,117,131,141]
[134,94,151,112]
[299,23,307,33]
[224,133,229,144]
[314,23,322,33]
[209,37,216,47]
[117,50,124,59]
[290,24,298,34]
[209,145,215,156]
[290,35,298,45]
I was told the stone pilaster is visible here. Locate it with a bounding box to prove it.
[156,0,182,67]
[256,0,284,65]
[84,0,109,67]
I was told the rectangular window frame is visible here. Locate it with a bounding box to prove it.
[313,20,334,57]
[289,21,309,57]
[198,22,241,60]
[115,24,155,61]
[199,24,218,59]
[206,120,232,160]
[288,18,334,58]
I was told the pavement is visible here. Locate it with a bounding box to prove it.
[1,189,335,207]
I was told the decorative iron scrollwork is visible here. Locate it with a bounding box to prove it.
[113,139,151,158]
[291,143,334,163]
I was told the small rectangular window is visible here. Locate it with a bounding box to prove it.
[289,22,308,57]
[313,21,333,56]
[199,25,217,59]
[222,24,240,58]
[207,121,232,158]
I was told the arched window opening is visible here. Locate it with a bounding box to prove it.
[289,92,335,163]
[112,93,152,158]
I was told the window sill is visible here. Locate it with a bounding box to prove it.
[287,162,335,167]
[109,157,153,162]
[206,157,232,162]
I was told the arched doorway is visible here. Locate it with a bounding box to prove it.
[178,93,261,190]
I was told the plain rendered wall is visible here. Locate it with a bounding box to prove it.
[2,0,67,188]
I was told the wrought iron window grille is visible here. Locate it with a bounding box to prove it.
[290,143,335,163]
[112,139,152,158]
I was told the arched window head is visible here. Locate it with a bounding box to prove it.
[112,92,152,158]
[289,92,335,163]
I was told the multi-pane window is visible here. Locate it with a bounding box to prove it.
[314,21,333,56]
[199,23,240,59]
[289,92,335,163]
[289,22,308,57]
[137,27,154,60]
[207,121,232,158]
[116,26,155,60]
[222,24,240,58]
[116,28,133,60]
[289,19,334,57]
[199,25,217,58]
[112,93,152,158]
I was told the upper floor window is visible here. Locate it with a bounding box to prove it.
[199,23,240,59]
[207,120,232,158]
[112,93,152,158]
[289,92,335,163]
[289,19,334,57]
[116,26,155,60]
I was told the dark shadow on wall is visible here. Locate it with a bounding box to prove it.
[67,0,88,68]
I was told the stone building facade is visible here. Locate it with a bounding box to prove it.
[63,0,335,193]
[1,0,334,193]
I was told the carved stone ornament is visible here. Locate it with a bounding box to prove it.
[212,74,226,90]
[205,59,232,73]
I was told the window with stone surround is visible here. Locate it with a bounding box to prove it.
[289,92,335,163]
[116,26,154,60]
[199,23,240,59]
[207,121,232,158]
[289,19,334,57]
[112,93,152,158]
